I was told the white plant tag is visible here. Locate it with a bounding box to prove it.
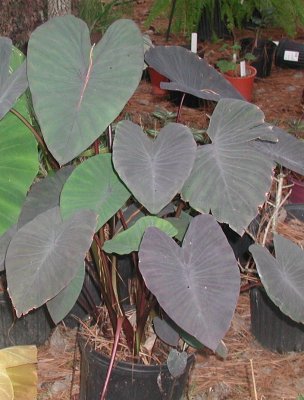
[191,33,197,53]
[284,50,299,62]
[240,60,246,77]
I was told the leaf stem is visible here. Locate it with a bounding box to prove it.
[9,108,59,170]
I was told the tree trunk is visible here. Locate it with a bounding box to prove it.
[48,0,71,18]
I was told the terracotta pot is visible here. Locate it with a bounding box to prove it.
[147,67,169,96]
[224,65,257,102]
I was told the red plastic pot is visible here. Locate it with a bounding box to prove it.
[288,174,304,203]
[224,65,257,101]
[147,67,169,96]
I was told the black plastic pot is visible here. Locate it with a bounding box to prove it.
[79,339,195,400]
[275,39,304,69]
[0,290,53,348]
[250,287,304,353]
[240,38,277,78]
[169,91,203,108]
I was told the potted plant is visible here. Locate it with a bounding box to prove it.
[216,42,257,101]
[1,15,304,400]
[240,7,277,78]
[248,175,304,353]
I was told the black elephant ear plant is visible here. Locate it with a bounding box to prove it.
[1,13,304,400]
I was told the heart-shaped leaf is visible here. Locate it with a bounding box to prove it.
[47,264,85,323]
[167,349,188,378]
[250,234,304,323]
[103,216,177,254]
[182,99,275,234]
[139,213,240,351]
[27,16,144,165]
[0,37,28,119]
[144,45,243,101]
[61,154,130,230]
[113,120,196,214]
[6,207,97,317]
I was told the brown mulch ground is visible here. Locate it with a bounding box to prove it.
[1,1,304,399]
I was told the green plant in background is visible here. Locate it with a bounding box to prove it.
[221,0,304,38]
[259,0,304,37]
[78,0,133,34]
[146,0,211,36]
[216,42,256,75]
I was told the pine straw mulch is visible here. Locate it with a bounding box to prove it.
[37,292,304,400]
[189,294,304,400]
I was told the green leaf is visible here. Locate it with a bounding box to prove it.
[0,38,28,119]
[27,16,144,165]
[0,45,38,236]
[103,216,177,254]
[47,264,85,324]
[61,154,131,231]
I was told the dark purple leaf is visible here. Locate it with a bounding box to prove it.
[139,214,240,351]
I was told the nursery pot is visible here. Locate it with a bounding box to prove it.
[288,175,304,204]
[250,287,304,353]
[0,289,53,348]
[224,66,256,102]
[79,339,195,400]
[275,39,304,69]
[147,67,169,96]
[169,91,203,108]
[240,38,277,78]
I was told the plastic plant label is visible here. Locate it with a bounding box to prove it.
[284,50,299,62]
[191,33,197,53]
[240,60,246,77]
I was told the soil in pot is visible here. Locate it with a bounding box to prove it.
[224,65,256,102]
[250,287,304,353]
[79,337,195,400]
[240,38,277,78]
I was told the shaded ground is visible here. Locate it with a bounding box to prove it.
[1,1,304,399]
